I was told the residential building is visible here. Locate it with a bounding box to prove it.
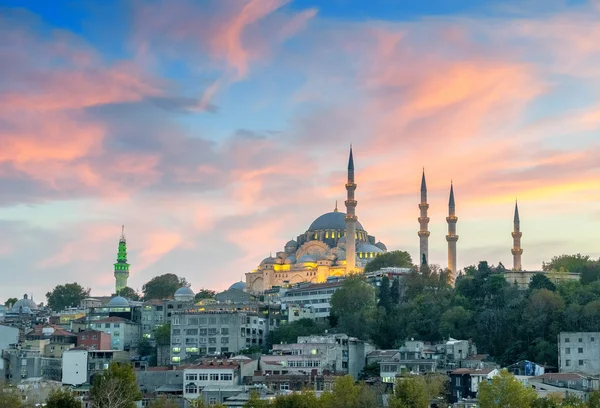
[136,366,185,405]
[285,304,316,322]
[170,310,269,364]
[89,316,141,351]
[2,348,43,384]
[24,325,77,358]
[528,372,599,401]
[263,333,374,379]
[62,348,130,385]
[86,296,142,325]
[141,300,166,341]
[77,330,111,350]
[559,332,600,375]
[182,358,258,404]
[251,372,338,393]
[449,368,499,403]
[279,281,343,319]
[507,360,546,377]
[503,270,580,289]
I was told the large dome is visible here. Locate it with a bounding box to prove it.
[309,211,364,231]
[229,281,246,291]
[108,296,130,307]
[12,294,37,312]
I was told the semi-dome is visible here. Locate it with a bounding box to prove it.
[375,241,387,251]
[108,296,130,307]
[229,281,246,291]
[12,294,38,312]
[357,243,385,253]
[308,211,364,231]
[297,254,316,263]
[260,256,278,265]
[284,255,296,264]
[285,239,298,249]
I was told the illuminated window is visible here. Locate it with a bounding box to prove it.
[172,356,181,362]
[325,231,329,238]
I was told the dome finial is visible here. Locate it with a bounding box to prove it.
[334,200,338,212]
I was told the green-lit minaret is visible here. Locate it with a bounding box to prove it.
[114,225,130,294]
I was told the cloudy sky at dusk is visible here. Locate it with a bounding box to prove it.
[1,0,599,302]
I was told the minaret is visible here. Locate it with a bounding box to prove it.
[512,200,523,271]
[114,225,130,294]
[345,146,357,273]
[418,169,430,266]
[446,182,458,280]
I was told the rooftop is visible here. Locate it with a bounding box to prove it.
[92,316,134,324]
[451,368,496,375]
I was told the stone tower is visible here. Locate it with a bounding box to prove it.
[512,200,523,271]
[418,169,430,266]
[114,225,130,294]
[345,146,357,273]
[446,183,459,280]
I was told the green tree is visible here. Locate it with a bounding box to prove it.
[195,289,216,302]
[391,277,401,305]
[529,274,556,292]
[478,370,537,408]
[389,376,428,408]
[580,263,600,285]
[329,275,376,339]
[148,395,179,408]
[587,391,600,408]
[4,298,17,307]
[378,276,392,311]
[364,250,413,272]
[114,287,140,301]
[244,390,271,408]
[439,306,472,341]
[542,254,593,273]
[137,338,154,357]
[90,362,141,408]
[46,282,90,312]
[155,323,171,366]
[46,388,82,408]
[0,382,21,408]
[142,274,188,300]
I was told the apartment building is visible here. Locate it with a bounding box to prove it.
[559,332,600,375]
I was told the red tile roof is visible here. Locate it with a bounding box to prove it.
[27,325,77,337]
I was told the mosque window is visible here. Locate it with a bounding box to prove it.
[325,231,329,238]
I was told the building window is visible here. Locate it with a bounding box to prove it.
[186,373,198,381]
[566,360,571,366]
[280,383,289,391]
[221,337,229,344]
[185,383,198,394]
[592,337,595,342]
[565,338,570,343]
[210,373,219,381]
[221,328,229,335]
[172,356,181,362]
[113,324,120,328]
[199,373,208,381]
[579,360,584,366]
[92,335,97,340]
[220,373,233,381]
[579,348,584,353]
[566,348,571,354]
[579,338,583,343]
[209,398,217,406]
[105,323,110,328]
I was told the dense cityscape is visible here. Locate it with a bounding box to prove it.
[2,0,600,407]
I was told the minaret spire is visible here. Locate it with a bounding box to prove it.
[446,182,458,283]
[345,146,357,273]
[418,168,430,266]
[114,225,130,294]
[512,200,523,271]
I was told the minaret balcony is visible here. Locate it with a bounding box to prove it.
[345,215,358,222]
[512,249,523,255]
[419,203,429,210]
[345,200,357,207]
[512,232,522,238]
[446,235,459,242]
[418,217,430,223]
[446,216,458,223]
[418,231,431,237]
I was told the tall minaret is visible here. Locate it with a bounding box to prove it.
[418,169,430,266]
[512,200,523,271]
[114,225,130,294]
[446,183,459,279]
[345,146,357,273]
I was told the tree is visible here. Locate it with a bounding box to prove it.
[580,263,600,285]
[46,282,90,312]
[378,276,392,311]
[439,306,472,339]
[4,298,17,307]
[364,250,413,273]
[148,395,179,408]
[46,388,82,408]
[389,376,428,408]
[90,363,141,408]
[529,274,556,292]
[155,323,171,366]
[478,370,537,408]
[195,289,216,302]
[542,254,594,273]
[0,383,21,408]
[244,390,271,408]
[329,275,376,339]
[137,338,153,357]
[142,274,188,300]
[587,391,600,408]
[114,287,140,301]
[267,318,329,349]
[390,277,401,305]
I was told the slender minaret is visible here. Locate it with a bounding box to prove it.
[418,169,430,266]
[446,182,459,279]
[114,225,130,294]
[512,200,523,271]
[345,146,357,273]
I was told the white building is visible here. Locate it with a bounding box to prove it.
[262,333,374,379]
[62,348,88,386]
[90,316,141,351]
[280,281,343,319]
[559,332,600,375]
[182,358,258,402]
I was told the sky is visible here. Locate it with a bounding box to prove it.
[0,0,599,302]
